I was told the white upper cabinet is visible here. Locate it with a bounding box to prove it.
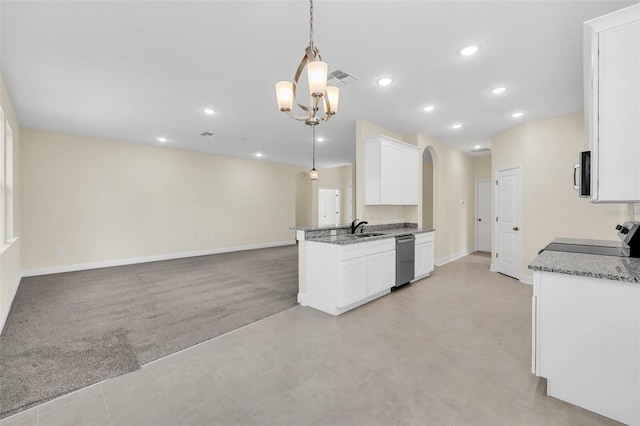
[364,135,420,205]
[584,4,640,203]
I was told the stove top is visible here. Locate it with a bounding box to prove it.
[543,242,624,257]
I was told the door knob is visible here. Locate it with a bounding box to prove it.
[513,226,519,231]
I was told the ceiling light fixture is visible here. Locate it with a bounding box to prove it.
[203,108,215,115]
[460,45,479,56]
[492,87,507,95]
[275,0,339,127]
[511,112,524,118]
[376,77,393,86]
[423,105,435,112]
[316,137,325,142]
[451,123,463,129]
[157,137,167,142]
[255,152,263,158]
[474,145,481,149]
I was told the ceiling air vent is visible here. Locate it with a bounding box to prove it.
[470,148,491,154]
[327,69,358,85]
[199,131,219,138]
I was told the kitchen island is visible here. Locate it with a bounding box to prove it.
[293,223,434,316]
[529,241,640,425]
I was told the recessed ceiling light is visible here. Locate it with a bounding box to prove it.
[316,137,325,142]
[460,45,479,56]
[451,123,463,129]
[423,105,435,112]
[491,87,507,95]
[203,108,215,115]
[474,145,481,149]
[157,137,167,142]
[255,152,263,158]
[511,112,524,118]
[377,77,393,86]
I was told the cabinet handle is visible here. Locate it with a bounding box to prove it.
[513,226,519,231]
[478,218,482,222]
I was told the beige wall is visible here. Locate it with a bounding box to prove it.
[492,113,631,280]
[411,134,476,262]
[473,155,491,181]
[21,129,304,271]
[355,120,418,224]
[0,73,22,332]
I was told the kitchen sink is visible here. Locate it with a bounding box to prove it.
[345,233,387,238]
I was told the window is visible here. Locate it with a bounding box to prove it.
[0,107,15,245]
[5,122,13,242]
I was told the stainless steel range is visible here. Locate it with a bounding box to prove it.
[541,222,640,258]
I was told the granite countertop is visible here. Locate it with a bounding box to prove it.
[306,227,434,245]
[528,238,640,283]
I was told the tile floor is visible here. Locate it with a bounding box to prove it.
[0,252,623,426]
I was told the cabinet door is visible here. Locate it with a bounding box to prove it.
[401,148,420,205]
[424,242,434,273]
[367,250,396,295]
[415,242,435,278]
[594,20,640,202]
[415,243,427,277]
[380,142,403,204]
[338,257,367,308]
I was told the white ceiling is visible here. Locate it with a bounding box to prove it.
[1,0,636,168]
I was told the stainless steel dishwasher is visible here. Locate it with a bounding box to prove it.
[395,234,415,288]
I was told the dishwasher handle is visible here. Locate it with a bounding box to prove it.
[396,234,415,242]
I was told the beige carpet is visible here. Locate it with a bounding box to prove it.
[0,245,298,419]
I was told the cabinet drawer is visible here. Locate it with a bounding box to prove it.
[366,238,395,255]
[340,243,367,261]
[415,232,434,244]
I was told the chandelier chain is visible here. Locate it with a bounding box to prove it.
[309,0,314,49]
[312,125,316,169]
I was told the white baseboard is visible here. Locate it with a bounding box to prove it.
[490,262,497,272]
[297,293,307,306]
[21,240,296,278]
[520,274,534,285]
[0,275,22,335]
[435,247,475,267]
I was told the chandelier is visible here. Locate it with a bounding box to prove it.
[275,0,340,126]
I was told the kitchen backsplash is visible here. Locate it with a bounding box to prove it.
[635,204,640,222]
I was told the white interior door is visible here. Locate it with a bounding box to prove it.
[495,167,522,279]
[318,189,340,226]
[476,180,492,252]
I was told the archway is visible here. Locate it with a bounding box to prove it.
[422,147,436,230]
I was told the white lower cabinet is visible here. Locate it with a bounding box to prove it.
[414,232,435,280]
[306,238,396,315]
[532,271,639,425]
[338,257,367,308]
[366,250,396,295]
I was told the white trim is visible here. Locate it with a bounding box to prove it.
[297,293,307,306]
[21,240,296,278]
[0,274,21,335]
[490,262,497,272]
[520,274,534,285]
[435,247,474,267]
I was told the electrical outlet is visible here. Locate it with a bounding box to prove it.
[58,246,65,255]
[209,236,216,241]
[189,236,196,242]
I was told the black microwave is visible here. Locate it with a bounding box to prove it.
[574,151,591,197]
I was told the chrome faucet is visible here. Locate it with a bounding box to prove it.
[351,219,368,234]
